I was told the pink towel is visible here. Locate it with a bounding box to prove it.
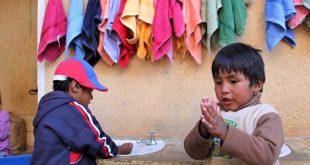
[152,0,185,62]
[37,0,67,62]
[171,0,185,37]
[288,0,310,29]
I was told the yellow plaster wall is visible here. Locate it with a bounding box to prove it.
[0,0,37,148]
[41,0,310,141]
[1,0,309,150]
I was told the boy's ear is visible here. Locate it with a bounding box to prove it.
[69,80,81,93]
[253,81,263,93]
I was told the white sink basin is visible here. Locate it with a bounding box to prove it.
[279,144,291,158]
[113,139,166,156]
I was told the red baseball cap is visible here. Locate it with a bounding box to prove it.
[53,58,108,91]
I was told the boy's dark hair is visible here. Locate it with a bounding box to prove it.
[211,43,265,89]
[53,78,87,92]
[53,77,74,92]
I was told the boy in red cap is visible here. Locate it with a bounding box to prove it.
[31,58,133,165]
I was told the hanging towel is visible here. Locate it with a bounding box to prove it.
[37,0,67,62]
[173,33,187,58]
[265,0,296,52]
[79,0,102,66]
[113,0,136,68]
[98,0,109,30]
[137,20,153,61]
[171,0,185,37]
[218,0,247,47]
[121,0,139,44]
[183,0,203,64]
[288,0,310,29]
[200,0,208,50]
[136,0,155,61]
[137,21,150,60]
[97,0,114,65]
[98,34,114,65]
[139,0,155,24]
[152,0,173,62]
[152,0,185,62]
[65,0,84,59]
[104,0,121,63]
[303,0,310,9]
[201,0,222,54]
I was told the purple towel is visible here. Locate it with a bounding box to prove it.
[104,0,121,63]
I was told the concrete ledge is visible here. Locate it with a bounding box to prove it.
[97,137,310,165]
[97,139,202,165]
[280,136,310,165]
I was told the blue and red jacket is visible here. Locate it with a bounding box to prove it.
[31,91,118,165]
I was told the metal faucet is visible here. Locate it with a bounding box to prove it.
[137,130,157,145]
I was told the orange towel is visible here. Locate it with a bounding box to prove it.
[173,33,187,58]
[183,0,203,64]
[136,0,155,61]
[137,20,153,61]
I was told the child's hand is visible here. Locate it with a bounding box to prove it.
[200,98,228,141]
[117,143,133,155]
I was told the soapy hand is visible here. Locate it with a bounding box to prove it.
[117,142,133,155]
[200,97,228,141]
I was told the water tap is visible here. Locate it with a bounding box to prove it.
[137,130,157,145]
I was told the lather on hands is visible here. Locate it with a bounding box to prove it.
[200,97,228,141]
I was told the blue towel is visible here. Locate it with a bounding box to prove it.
[79,0,102,66]
[265,0,296,52]
[65,0,84,59]
[103,0,121,63]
